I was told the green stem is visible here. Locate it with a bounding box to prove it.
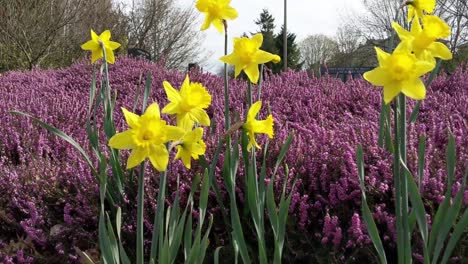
[150,170,167,262]
[257,64,264,100]
[224,24,230,131]
[394,98,404,264]
[247,82,253,108]
[136,163,145,264]
[399,94,411,263]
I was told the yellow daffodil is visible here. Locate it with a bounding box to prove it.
[243,101,274,150]
[174,127,207,169]
[392,16,452,63]
[81,29,121,64]
[363,43,435,104]
[109,103,185,171]
[220,34,281,84]
[162,75,212,130]
[405,0,436,22]
[196,0,238,33]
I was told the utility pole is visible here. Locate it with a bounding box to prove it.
[283,0,288,71]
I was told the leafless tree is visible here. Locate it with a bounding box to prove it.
[335,24,363,54]
[344,0,467,53]
[344,0,407,49]
[0,0,86,69]
[126,0,207,69]
[437,0,468,52]
[299,34,339,70]
[0,0,127,70]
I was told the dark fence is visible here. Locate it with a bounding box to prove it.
[320,67,374,82]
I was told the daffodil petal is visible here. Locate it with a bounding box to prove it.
[107,41,121,50]
[248,131,261,149]
[100,30,111,42]
[248,101,262,120]
[383,82,402,104]
[163,81,182,103]
[219,53,238,66]
[166,125,186,141]
[414,60,435,77]
[253,115,274,138]
[254,50,279,64]
[122,107,140,128]
[392,22,411,41]
[181,75,191,94]
[148,145,169,171]
[105,47,115,64]
[143,103,160,120]
[410,17,422,35]
[244,63,260,84]
[363,68,389,87]
[402,78,426,101]
[127,147,148,169]
[428,42,452,60]
[176,146,192,169]
[109,130,135,149]
[81,40,99,51]
[251,34,263,49]
[191,143,206,158]
[162,102,179,115]
[91,49,103,64]
[91,29,99,42]
[212,18,224,33]
[177,114,194,130]
[201,14,212,31]
[374,47,390,65]
[221,6,238,20]
[192,127,204,140]
[190,108,211,126]
[422,0,436,13]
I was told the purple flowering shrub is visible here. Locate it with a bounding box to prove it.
[0,57,467,262]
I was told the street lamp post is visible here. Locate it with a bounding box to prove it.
[283,0,287,71]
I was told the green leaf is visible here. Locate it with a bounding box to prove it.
[273,133,294,177]
[169,209,187,264]
[133,73,143,113]
[116,207,131,264]
[446,132,456,188]
[88,70,97,114]
[409,101,422,123]
[142,72,152,112]
[11,111,97,177]
[409,210,417,233]
[418,135,426,187]
[357,145,387,264]
[105,213,120,263]
[432,165,467,264]
[183,202,193,260]
[197,214,214,263]
[76,248,96,264]
[229,192,251,264]
[400,160,428,244]
[427,136,456,255]
[214,246,223,264]
[378,99,387,147]
[150,171,167,263]
[440,209,468,264]
[199,169,210,224]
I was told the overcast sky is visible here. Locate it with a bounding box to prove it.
[176,0,365,72]
[124,0,366,72]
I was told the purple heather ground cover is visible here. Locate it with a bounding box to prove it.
[0,57,467,263]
